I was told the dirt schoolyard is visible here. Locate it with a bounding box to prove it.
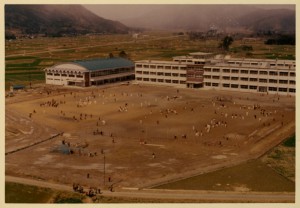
[5,83,295,191]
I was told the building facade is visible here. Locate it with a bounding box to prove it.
[44,58,134,87]
[135,53,296,95]
[203,56,296,94]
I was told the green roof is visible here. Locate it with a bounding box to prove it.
[73,57,134,71]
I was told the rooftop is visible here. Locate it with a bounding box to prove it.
[73,57,134,71]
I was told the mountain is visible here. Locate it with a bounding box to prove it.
[5,5,130,36]
[114,5,295,33]
[239,9,295,33]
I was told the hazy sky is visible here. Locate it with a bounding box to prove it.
[83,4,295,21]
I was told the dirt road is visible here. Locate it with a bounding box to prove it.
[5,175,295,203]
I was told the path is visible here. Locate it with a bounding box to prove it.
[5,175,295,203]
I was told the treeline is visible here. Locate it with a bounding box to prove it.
[265,34,295,45]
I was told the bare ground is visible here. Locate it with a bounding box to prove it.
[5,83,295,192]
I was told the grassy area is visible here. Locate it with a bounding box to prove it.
[5,32,295,90]
[5,182,54,203]
[153,160,294,192]
[5,182,84,203]
[153,134,295,192]
[261,134,296,181]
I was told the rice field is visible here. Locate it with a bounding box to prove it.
[5,32,295,90]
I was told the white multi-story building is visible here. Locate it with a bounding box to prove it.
[135,53,296,95]
[203,56,296,95]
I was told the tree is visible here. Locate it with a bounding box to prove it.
[108,53,114,58]
[219,36,233,51]
[119,50,128,59]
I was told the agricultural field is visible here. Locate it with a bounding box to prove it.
[5,32,295,90]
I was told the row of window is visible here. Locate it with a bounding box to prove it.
[47,73,83,78]
[204,82,296,92]
[136,77,186,84]
[203,75,295,84]
[136,64,187,70]
[91,68,133,77]
[226,61,295,68]
[136,71,186,77]
[204,68,295,76]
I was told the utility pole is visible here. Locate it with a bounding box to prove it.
[103,154,106,187]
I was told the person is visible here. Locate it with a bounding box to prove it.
[152,153,156,159]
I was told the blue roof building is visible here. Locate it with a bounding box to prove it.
[44,57,135,87]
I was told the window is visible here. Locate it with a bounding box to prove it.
[240,85,248,89]
[269,71,278,76]
[222,76,230,80]
[157,65,164,69]
[150,78,156,82]
[212,76,220,79]
[172,73,179,77]
[269,87,277,91]
[172,80,179,84]
[180,67,187,70]
[69,74,75,77]
[231,84,239,88]
[136,64,142,68]
[180,74,186,77]
[250,70,258,74]
[150,65,156,69]
[241,70,248,74]
[76,75,83,78]
[157,72,164,76]
[278,88,287,92]
[289,80,296,85]
[250,78,257,82]
[259,71,268,75]
[231,69,239,73]
[205,82,211,86]
[249,85,257,90]
[240,77,248,81]
[269,79,277,83]
[136,77,142,81]
[259,79,267,83]
[158,79,164,82]
[143,71,149,75]
[180,81,186,84]
[172,66,179,69]
[223,84,230,88]
[47,73,53,76]
[165,73,171,76]
[289,88,296,93]
[212,83,219,87]
[143,78,149,81]
[165,66,171,69]
[205,75,211,79]
[231,77,238,80]
[54,73,60,76]
[61,74,67,77]
[279,72,288,76]
[290,72,296,77]
[143,65,149,68]
[223,69,230,73]
[279,80,288,84]
[165,79,171,83]
[204,68,211,72]
[213,68,220,72]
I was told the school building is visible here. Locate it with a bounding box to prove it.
[44,57,135,87]
[134,53,296,95]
